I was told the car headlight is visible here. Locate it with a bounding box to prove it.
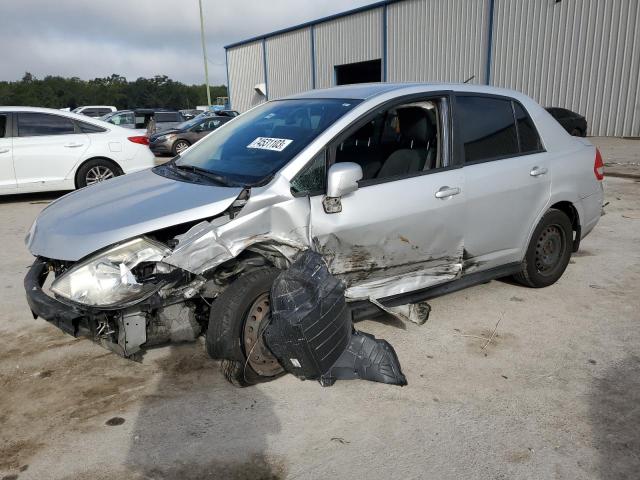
[51,237,171,308]
[155,134,172,142]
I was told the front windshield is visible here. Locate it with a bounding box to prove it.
[175,99,360,185]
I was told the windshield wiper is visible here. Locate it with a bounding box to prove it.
[173,164,232,186]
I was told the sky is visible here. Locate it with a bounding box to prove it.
[0,0,375,85]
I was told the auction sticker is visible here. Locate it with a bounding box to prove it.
[247,137,293,152]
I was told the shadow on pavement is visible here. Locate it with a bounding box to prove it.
[124,343,286,480]
[0,191,66,205]
[589,354,640,479]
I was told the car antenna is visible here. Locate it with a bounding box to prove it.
[463,75,475,84]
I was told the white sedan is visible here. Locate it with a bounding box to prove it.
[0,107,155,194]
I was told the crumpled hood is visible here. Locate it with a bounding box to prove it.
[26,168,243,261]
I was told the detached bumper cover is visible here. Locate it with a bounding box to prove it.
[24,258,93,337]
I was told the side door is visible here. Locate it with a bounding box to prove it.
[308,94,466,300]
[455,95,550,271]
[12,112,90,189]
[0,113,16,192]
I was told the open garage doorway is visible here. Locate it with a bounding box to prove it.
[335,59,382,85]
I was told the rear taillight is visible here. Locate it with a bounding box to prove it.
[594,148,604,181]
[128,135,149,145]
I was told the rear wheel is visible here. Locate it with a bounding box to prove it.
[76,159,122,188]
[514,209,573,288]
[172,139,190,156]
[206,267,284,387]
[570,127,582,137]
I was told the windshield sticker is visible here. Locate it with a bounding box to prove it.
[247,137,293,152]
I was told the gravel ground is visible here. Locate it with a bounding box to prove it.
[1,142,638,480]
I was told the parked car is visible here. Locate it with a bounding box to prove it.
[179,109,204,120]
[71,105,117,117]
[24,84,604,387]
[149,115,233,156]
[101,109,183,133]
[546,107,587,136]
[195,109,239,121]
[0,107,155,194]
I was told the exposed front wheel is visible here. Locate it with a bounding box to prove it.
[206,267,284,387]
[76,159,122,188]
[514,208,573,288]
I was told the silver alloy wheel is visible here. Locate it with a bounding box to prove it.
[175,141,189,154]
[85,166,115,185]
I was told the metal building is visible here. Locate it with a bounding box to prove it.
[225,0,640,137]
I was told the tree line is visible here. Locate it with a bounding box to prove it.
[0,73,228,110]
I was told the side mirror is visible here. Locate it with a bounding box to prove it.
[323,162,363,213]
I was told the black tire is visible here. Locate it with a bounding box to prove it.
[570,128,582,137]
[514,208,573,288]
[76,158,122,188]
[206,267,284,387]
[172,139,190,156]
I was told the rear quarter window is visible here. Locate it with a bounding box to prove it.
[513,103,543,153]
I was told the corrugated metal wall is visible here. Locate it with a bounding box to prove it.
[313,8,384,89]
[265,28,313,99]
[491,0,640,137]
[226,41,266,113]
[387,0,489,84]
[226,0,639,136]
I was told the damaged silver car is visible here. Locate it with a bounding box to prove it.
[24,83,604,386]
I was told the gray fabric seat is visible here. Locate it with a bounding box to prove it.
[377,107,436,178]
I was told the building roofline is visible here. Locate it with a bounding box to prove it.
[224,0,403,50]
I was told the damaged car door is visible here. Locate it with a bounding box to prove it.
[309,94,466,300]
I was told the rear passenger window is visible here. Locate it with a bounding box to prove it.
[513,103,543,153]
[0,115,6,137]
[77,120,107,133]
[457,96,519,163]
[18,113,76,137]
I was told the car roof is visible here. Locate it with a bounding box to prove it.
[0,106,120,129]
[284,82,532,102]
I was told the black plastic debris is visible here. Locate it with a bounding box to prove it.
[264,250,351,380]
[264,251,406,387]
[320,330,407,386]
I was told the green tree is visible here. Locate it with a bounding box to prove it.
[0,73,227,110]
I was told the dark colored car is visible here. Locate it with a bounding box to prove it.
[546,107,587,136]
[148,115,232,156]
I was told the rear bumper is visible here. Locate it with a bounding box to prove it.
[24,258,94,337]
[579,186,604,239]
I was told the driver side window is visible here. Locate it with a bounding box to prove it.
[333,97,445,183]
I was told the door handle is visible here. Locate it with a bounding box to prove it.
[64,143,84,148]
[530,166,548,177]
[435,186,461,199]
[0,148,10,154]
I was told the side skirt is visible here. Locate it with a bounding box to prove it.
[350,262,522,321]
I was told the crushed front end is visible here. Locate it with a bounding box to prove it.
[24,238,209,358]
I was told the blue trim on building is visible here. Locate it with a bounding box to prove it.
[262,38,269,99]
[382,4,388,81]
[310,25,317,89]
[485,0,496,85]
[224,48,231,108]
[225,0,404,50]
